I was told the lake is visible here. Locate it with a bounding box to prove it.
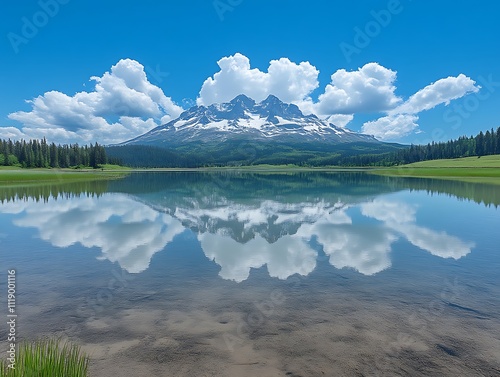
[1,172,499,376]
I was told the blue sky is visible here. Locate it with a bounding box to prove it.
[1,0,499,145]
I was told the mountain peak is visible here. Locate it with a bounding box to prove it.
[261,94,282,104]
[230,94,255,107]
[119,95,379,147]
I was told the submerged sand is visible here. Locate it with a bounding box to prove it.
[3,269,500,377]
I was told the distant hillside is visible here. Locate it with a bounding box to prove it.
[106,140,404,168]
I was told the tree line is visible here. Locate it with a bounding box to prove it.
[338,126,500,166]
[2,126,500,169]
[1,138,108,168]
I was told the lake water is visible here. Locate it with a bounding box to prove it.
[1,172,499,376]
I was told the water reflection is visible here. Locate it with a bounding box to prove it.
[0,173,476,279]
[2,195,184,273]
[361,199,474,259]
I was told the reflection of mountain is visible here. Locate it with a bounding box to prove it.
[107,171,500,208]
[0,172,477,279]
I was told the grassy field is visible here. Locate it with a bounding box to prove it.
[2,156,500,185]
[0,165,130,185]
[372,155,500,184]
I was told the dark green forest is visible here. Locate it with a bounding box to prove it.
[340,127,500,166]
[106,126,500,168]
[0,138,109,168]
[2,126,500,169]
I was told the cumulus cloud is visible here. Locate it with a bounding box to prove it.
[196,56,403,123]
[390,74,479,115]
[197,53,319,105]
[3,59,182,144]
[197,54,479,139]
[325,114,355,129]
[361,114,420,141]
[2,53,481,144]
[362,74,480,140]
[315,63,401,115]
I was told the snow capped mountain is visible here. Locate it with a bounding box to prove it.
[119,94,378,146]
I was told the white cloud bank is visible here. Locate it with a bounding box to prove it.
[2,59,182,145]
[361,74,479,140]
[198,53,319,106]
[198,54,480,140]
[0,54,480,143]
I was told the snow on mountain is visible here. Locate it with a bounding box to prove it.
[119,94,378,146]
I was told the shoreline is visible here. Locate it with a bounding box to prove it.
[1,156,500,185]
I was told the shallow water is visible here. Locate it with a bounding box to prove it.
[1,172,499,376]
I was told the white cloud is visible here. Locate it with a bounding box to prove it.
[390,74,479,115]
[4,59,182,145]
[1,54,481,144]
[197,53,319,106]
[363,74,480,140]
[325,114,355,128]
[0,126,25,139]
[361,114,419,141]
[197,57,403,129]
[197,56,479,140]
[315,62,402,115]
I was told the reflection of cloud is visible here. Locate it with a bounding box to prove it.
[361,199,416,224]
[396,225,473,259]
[300,220,395,275]
[6,195,184,273]
[200,233,317,282]
[361,199,474,259]
[1,193,475,279]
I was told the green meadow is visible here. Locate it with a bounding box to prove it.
[0,165,129,185]
[372,155,500,184]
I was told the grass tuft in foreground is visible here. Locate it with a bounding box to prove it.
[0,338,89,377]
